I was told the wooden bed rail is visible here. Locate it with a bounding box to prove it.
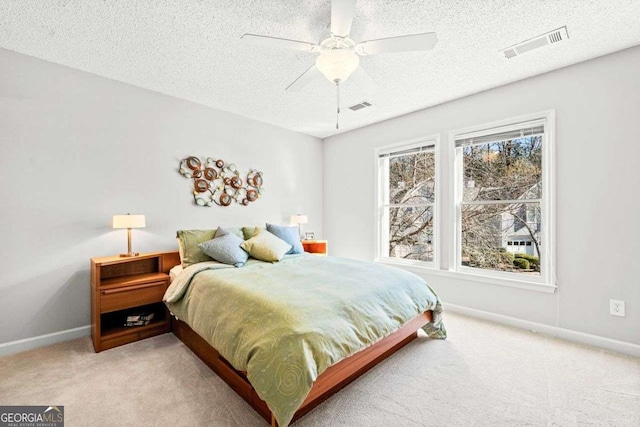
[172,310,432,425]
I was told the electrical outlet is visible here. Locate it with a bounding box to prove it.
[610,299,625,317]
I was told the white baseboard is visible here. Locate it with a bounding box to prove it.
[2,306,639,358]
[0,325,91,357]
[444,303,640,357]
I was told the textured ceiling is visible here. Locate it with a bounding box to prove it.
[1,1,640,138]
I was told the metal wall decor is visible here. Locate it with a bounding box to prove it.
[178,156,264,207]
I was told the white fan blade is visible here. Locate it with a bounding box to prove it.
[241,34,318,52]
[356,32,438,55]
[286,65,321,92]
[331,0,356,38]
[349,66,378,94]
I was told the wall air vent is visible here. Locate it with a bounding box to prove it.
[500,26,569,59]
[348,101,372,111]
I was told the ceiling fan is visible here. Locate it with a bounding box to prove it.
[241,0,438,129]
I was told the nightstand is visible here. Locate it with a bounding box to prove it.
[301,240,328,256]
[90,252,179,352]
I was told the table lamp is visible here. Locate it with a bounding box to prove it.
[112,214,146,257]
[290,214,308,239]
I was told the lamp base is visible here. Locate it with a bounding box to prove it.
[119,252,140,258]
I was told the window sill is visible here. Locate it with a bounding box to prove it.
[376,260,557,294]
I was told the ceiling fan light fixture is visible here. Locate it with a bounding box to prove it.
[243,0,438,132]
[315,50,360,83]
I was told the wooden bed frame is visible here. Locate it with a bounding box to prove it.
[172,311,432,425]
[161,249,433,425]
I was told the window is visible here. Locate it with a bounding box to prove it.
[454,113,553,284]
[374,112,554,290]
[376,139,437,266]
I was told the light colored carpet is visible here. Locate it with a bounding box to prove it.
[1,312,638,426]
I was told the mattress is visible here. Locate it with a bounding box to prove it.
[169,264,183,283]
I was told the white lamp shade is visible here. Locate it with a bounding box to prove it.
[315,50,360,83]
[290,214,308,225]
[113,214,146,229]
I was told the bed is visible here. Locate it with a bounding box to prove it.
[164,253,446,426]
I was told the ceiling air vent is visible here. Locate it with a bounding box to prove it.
[348,101,372,112]
[501,26,569,59]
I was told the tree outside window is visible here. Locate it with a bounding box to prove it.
[379,144,435,263]
[460,136,542,275]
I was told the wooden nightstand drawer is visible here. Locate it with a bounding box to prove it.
[100,281,168,314]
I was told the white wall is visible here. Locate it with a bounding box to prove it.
[0,48,323,345]
[324,45,640,345]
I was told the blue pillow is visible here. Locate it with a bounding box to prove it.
[266,223,304,254]
[198,227,249,267]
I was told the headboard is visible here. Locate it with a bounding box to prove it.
[159,251,181,273]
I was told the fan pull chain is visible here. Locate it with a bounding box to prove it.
[336,81,340,130]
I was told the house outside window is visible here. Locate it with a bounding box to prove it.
[376,138,438,267]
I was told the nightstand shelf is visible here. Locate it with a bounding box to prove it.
[102,318,168,338]
[100,302,169,337]
[302,240,328,256]
[91,252,179,352]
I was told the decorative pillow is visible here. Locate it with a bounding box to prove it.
[176,237,185,264]
[242,226,265,240]
[176,229,216,267]
[241,228,292,262]
[199,227,248,267]
[222,227,245,240]
[266,223,304,254]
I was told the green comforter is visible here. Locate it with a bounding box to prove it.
[164,255,446,426]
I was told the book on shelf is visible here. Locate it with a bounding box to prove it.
[125,320,151,327]
[124,312,154,327]
[126,312,154,322]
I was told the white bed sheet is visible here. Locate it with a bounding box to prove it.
[169,264,183,283]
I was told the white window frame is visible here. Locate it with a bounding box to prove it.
[374,135,440,269]
[449,110,556,289]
